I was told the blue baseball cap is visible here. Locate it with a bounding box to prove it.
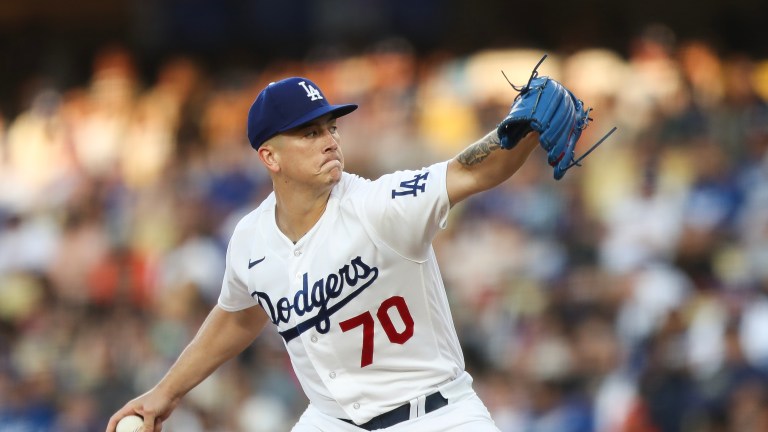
[247,77,358,149]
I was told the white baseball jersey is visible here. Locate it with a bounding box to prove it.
[218,161,465,425]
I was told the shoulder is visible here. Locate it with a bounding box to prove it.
[384,161,448,181]
[334,171,372,199]
[376,161,449,194]
[340,162,448,193]
[229,192,275,240]
[334,164,448,209]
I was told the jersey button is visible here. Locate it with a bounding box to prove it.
[294,250,302,257]
[329,371,336,379]
[311,336,318,343]
[353,403,360,409]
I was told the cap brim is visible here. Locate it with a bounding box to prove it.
[278,103,358,133]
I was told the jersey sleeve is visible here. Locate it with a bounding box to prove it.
[356,161,451,261]
[217,230,258,312]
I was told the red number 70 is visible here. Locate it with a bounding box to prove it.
[339,296,415,367]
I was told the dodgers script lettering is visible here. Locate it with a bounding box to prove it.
[251,256,379,342]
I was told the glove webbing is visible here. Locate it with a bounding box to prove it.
[501,54,618,177]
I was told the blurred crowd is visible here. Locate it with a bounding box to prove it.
[2,25,768,432]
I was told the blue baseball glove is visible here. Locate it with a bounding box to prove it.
[496,55,616,180]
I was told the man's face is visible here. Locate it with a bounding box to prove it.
[267,114,344,187]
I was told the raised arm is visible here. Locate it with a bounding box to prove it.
[446,130,539,206]
[106,305,269,432]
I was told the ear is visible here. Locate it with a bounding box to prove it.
[257,143,280,173]
[257,145,280,174]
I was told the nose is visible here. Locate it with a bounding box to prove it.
[322,129,339,153]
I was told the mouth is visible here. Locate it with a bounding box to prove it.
[322,158,342,168]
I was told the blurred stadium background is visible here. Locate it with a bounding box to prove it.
[2,1,768,431]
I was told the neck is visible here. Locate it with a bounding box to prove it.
[273,181,333,243]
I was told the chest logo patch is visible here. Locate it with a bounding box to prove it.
[248,257,266,269]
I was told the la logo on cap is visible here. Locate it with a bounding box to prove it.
[298,81,323,101]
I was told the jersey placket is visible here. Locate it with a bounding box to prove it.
[289,244,366,421]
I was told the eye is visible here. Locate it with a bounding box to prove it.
[304,129,318,138]
[329,125,338,134]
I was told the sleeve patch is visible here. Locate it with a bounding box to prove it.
[391,171,429,199]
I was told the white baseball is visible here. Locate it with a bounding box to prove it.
[116,415,145,432]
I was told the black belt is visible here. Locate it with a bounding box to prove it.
[340,391,448,430]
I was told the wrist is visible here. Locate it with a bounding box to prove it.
[153,380,185,402]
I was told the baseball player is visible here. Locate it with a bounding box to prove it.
[107,69,596,431]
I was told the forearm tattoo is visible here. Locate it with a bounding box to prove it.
[456,132,502,166]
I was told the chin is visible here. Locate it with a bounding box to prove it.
[328,169,343,184]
